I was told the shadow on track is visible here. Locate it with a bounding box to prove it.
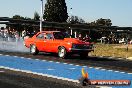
[38,52,118,61]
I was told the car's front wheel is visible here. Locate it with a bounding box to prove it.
[30,44,39,55]
[58,46,67,59]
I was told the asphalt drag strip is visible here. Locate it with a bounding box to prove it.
[0,55,132,88]
[0,68,87,88]
[0,50,132,73]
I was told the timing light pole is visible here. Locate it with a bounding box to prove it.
[40,0,43,32]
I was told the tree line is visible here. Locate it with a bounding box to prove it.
[6,0,113,42]
[11,0,112,26]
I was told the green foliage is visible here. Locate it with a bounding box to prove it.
[11,15,33,34]
[90,18,112,26]
[67,15,85,24]
[24,17,32,20]
[12,15,24,19]
[34,11,40,21]
[44,0,68,22]
[96,18,112,26]
[89,18,112,39]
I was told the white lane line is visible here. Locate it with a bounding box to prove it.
[128,73,132,75]
[101,69,106,71]
[20,57,25,58]
[95,67,101,70]
[0,66,79,83]
[13,56,18,58]
[47,68,55,70]
[69,64,73,65]
[5,55,10,56]
[63,63,68,64]
[75,65,79,66]
[69,68,76,70]
[114,71,119,73]
[35,59,39,60]
[27,58,31,60]
[120,72,125,74]
[49,61,53,62]
[42,60,46,61]
[82,66,87,68]
[108,70,113,72]
[89,67,93,68]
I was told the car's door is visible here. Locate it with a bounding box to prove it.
[35,32,54,52]
[35,32,46,51]
[51,32,64,52]
[43,33,54,52]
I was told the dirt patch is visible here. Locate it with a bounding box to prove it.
[90,44,132,58]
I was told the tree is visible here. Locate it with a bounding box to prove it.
[89,18,112,26]
[12,15,24,19]
[11,15,32,35]
[44,0,68,22]
[96,18,112,26]
[34,11,40,21]
[24,17,32,20]
[67,15,85,24]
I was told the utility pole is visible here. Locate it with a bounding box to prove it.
[70,8,73,37]
[40,0,43,32]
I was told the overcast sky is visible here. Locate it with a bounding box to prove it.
[0,0,132,27]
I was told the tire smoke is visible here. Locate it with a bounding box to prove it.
[0,37,29,53]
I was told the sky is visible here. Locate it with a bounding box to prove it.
[0,0,132,27]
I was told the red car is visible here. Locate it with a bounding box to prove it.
[24,31,94,58]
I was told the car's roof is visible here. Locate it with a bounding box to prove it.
[40,31,60,33]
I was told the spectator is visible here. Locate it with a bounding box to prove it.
[78,34,83,40]
[83,35,91,42]
[22,30,26,40]
[3,29,8,41]
[15,31,19,43]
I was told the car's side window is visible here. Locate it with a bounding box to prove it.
[44,34,48,39]
[46,33,53,39]
[36,33,44,39]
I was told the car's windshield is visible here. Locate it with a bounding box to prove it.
[53,32,70,39]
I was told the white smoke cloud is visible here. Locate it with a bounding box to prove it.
[0,37,29,53]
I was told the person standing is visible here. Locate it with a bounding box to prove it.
[78,34,83,40]
[15,31,19,43]
[22,30,26,40]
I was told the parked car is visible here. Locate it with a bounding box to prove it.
[24,31,94,58]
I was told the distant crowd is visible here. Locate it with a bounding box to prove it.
[0,27,92,42]
[1,27,131,44]
[0,28,19,42]
[0,28,35,42]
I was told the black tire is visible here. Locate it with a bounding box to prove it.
[58,46,67,59]
[30,44,39,55]
[80,52,88,58]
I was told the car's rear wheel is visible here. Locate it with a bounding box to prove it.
[30,44,39,55]
[58,47,67,59]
